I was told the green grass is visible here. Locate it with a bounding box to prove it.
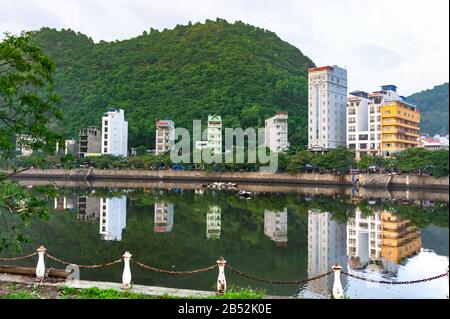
[57,286,157,299]
[1,283,265,299]
[208,286,265,299]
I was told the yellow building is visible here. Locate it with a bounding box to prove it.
[380,101,420,156]
[380,212,421,264]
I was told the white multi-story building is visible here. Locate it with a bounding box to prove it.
[308,65,347,152]
[206,206,221,240]
[207,115,222,154]
[306,209,347,296]
[154,202,174,233]
[101,108,128,157]
[264,112,289,152]
[347,85,402,158]
[346,209,382,269]
[155,120,175,155]
[99,196,127,241]
[264,208,288,247]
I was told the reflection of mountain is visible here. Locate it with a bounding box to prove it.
[347,209,422,271]
[206,206,221,240]
[307,209,347,295]
[264,208,288,247]
[99,196,127,241]
[154,202,174,233]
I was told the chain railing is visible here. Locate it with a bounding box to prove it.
[44,252,123,269]
[225,264,331,285]
[0,252,37,261]
[0,247,448,298]
[342,270,449,285]
[132,259,217,275]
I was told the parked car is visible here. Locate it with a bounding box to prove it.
[305,164,314,173]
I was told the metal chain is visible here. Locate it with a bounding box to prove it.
[342,271,449,285]
[225,264,332,284]
[132,259,217,275]
[0,252,37,261]
[44,252,122,269]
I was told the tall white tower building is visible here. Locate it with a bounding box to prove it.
[308,66,347,152]
[101,108,128,157]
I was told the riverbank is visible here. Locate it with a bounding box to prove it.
[7,168,449,190]
[0,274,265,299]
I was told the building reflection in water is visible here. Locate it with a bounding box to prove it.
[54,196,76,212]
[347,209,422,272]
[206,206,221,239]
[76,196,101,222]
[264,208,288,247]
[306,209,347,296]
[154,202,174,233]
[99,196,127,241]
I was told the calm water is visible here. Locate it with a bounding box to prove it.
[1,182,448,299]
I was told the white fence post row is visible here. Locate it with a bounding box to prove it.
[217,257,227,295]
[35,245,46,281]
[332,263,344,299]
[122,251,132,289]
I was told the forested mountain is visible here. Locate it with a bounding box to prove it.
[30,19,315,148]
[407,83,449,135]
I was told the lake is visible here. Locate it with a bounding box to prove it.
[1,181,448,299]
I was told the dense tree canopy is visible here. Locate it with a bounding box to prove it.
[0,32,61,251]
[407,83,449,135]
[29,19,314,148]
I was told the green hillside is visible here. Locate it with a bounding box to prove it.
[407,83,449,135]
[30,19,315,149]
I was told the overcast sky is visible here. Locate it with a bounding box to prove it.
[1,0,448,95]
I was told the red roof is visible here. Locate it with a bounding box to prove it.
[308,66,333,73]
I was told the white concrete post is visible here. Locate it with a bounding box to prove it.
[216,257,227,295]
[332,263,344,299]
[122,251,132,289]
[35,245,46,281]
[446,266,449,299]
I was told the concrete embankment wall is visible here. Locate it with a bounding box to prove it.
[8,169,449,190]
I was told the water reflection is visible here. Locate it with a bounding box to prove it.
[206,206,221,239]
[154,202,174,233]
[99,196,127,241]
[347,209,422,274]
[264,209,288,247]
[5,187,447,298]
[306,209,347,297]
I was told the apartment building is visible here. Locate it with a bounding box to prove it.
[264,112,289,152]
[78,126,101,158]
[381,100,420,156]
[101,108,128,157]
[207,115,222,154]
[155,120,175,155]
[347,85,404,158]
[308,65,348,152]
[76,196,101,222]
